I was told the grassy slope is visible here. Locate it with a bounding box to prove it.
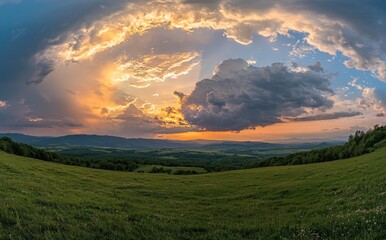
[135,165,207,174]
[0,149,385,240]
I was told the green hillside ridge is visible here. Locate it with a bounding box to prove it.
[0,148,385,239]
[2,125,386,173]
[255,125,386,167]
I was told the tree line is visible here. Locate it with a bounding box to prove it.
[0,137,138,171]
[251,125,386,168]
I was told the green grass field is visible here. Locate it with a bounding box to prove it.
[0,148,385,239]
[135,165,207,174]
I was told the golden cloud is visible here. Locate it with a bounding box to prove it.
[112,52,200,88]
[40,0,386,81]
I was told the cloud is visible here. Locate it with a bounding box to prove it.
[213,58,249,78]
[2,0,386,102]
[287,111,362,122]
[308,62,324,73]
[0,0,131,95]
[2,0,386,99]
[112,52,200,88]
[14,118,83,129]
[0,101,7,108]
[100,107,109,115]
[110,104,194,135]
[347,78,386,116]
[38,0,386,82]
[2,0,386,137]
[173,91,187,102]
[290,40,316,58]
[178,59,334,131]
[0,101,83,130]
[27,58,55,84]
[356,87,386,116]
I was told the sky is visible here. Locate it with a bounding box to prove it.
[1,0,386,142]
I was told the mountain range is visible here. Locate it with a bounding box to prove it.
[0,133,343,152]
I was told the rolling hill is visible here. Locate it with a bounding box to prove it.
[0,133,342,158]
[0,133,200,149]
[0,148,384,239]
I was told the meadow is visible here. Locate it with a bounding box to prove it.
[0,147,385,239]
[135,165,207,174]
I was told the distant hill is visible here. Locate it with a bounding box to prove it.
[1,126,385,173]
[0,133,51,145]
[200,141,340,153]
[0,133,342,152]
[0,133,200,149]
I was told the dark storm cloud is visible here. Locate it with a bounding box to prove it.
[179,59,334,131]
[0,0,132,131]
[193,0,385,79]
[0,100,83,130]
[9,119,83,129]
[288,111,362,122]
[288,0,386,38]
[292,0,386,79]
[0,0,129,98]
